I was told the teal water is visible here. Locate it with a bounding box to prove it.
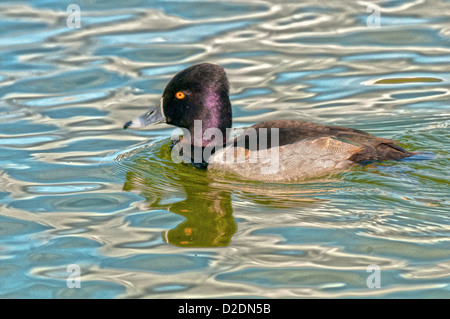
[0,0,449,298]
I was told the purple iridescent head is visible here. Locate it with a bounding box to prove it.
[124,63,232,146]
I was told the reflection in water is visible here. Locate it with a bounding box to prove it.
[121,140,236,247]
[163,189,235,247]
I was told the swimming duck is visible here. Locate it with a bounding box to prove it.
[124,63,415,182]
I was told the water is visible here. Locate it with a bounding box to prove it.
[0,0,449,298]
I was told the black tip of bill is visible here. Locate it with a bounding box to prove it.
[123,120,132,129]
[123,104,166,130]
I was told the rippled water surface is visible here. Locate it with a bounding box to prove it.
[1,0,449,298]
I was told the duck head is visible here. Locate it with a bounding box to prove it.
[124,63,232,147]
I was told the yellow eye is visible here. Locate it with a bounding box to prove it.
[175,91,185,99]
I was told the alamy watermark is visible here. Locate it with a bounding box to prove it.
[170,120,280,175]
[366,264,381,288]
[66,264,81,288]
[366,4,381,28]
[66,4,81,28]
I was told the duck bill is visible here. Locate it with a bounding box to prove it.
[123,98,166,129]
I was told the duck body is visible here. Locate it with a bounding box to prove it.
[124,63,415,182]
[208,119,413,181]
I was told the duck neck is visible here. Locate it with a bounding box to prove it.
[173,121,228,168]
[189,119,230,148]
[190,94,232,148]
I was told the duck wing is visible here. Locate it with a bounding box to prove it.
[242,120,414,163]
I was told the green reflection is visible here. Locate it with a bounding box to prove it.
[374,77,441,84]
[163,187,235,248]
[122,140,236,248]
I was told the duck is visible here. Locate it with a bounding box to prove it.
[124,63,415,182]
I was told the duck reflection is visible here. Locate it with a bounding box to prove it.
[121,141,236,248]
[162,188,235,247]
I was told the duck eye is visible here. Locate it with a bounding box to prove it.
[175,91,186,99]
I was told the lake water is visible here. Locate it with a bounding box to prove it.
[0,0,449,298]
